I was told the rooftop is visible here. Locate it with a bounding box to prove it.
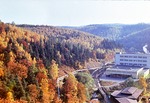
[106,66,143,72]
[116,52,150,56]
[115,97,138,103]
[111,87,143,99]
[121,87,137,95]
[90,99,99,103]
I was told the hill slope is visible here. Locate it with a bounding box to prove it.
[66,23,150,40]
[64,23,150,52]
[0,22,122,102]
[118,27,150,52]
[18,24,122,62]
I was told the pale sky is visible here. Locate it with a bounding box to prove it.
[1,0,150,26]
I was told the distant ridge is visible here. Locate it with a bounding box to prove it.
[64,23,150,52]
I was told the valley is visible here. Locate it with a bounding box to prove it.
[0,21,150,103]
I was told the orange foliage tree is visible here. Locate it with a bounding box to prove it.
[48,79,56,102]
[36,72,47,83]
[63,73,79,103]
[53,93,62,103]
[40,78,50,103]
[7,61,28,80]
[0,61,4,77]
[77,82,87,103]
[36,59,45,71]
[28,84,39,103]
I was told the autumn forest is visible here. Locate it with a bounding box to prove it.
[0,22,121,103]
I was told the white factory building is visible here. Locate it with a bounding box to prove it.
[104,52,150,79]
[115,52,150,68]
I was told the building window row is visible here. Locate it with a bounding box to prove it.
[120,59,147,62]
[120,63,147,66]
[120,55,147,59]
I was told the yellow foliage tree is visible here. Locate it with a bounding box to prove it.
[41,78,50,103]
[0,53,4,61]
[0,36,7,53]
[9,51,16,62]
[139,77,147,93]
[24,52,32,62]
[32,57,37,66]
[49,60,58,80]
[6,91,14,102]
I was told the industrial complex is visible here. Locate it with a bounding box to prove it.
[104,52,150,79]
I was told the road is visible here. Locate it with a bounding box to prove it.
[57,67,101,81]
[57,66,110,103]
[92,67,110,103]
[57,67,100,97]
[94,79,110,103]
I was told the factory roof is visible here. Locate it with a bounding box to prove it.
[106,66,143,72]
[116,52,150,55]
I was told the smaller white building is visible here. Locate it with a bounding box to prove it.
[115,52,150,68]
[105,66,149,79]
[141,69,150,78]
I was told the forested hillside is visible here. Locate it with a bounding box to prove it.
[0,22,121,102]
[65,23,150,52]
[118,27,150,52]
[66,23,150,40]
[18,24,122,64]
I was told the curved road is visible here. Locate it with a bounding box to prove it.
[57,67,110,103]
[92,68,110,103]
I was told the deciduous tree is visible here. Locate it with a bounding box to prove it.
[139,77,147,93]
[48,79,56,102]
[63,73,79,103]
[28,84,39,102]
[41,78,50,103]
[49,60,58,80]
[77,82,87,103]
[6,91,14,102]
